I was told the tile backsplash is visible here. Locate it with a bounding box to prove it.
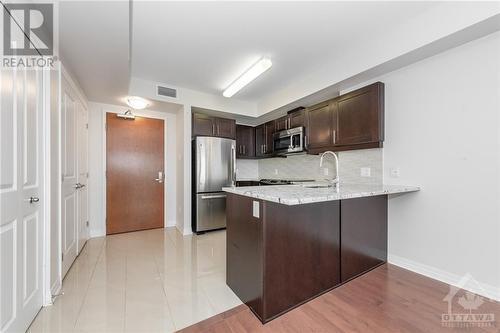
[259,154,336,180]
[235,159,259,180]
[237,148,383,184]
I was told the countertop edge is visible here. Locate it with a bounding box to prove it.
[222,184,420,205]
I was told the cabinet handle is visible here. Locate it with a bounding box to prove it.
[305,135,308,148]
[243,145,246,154]
[333,130,336,144]
[201,194,227,199]
[212,123,215,135]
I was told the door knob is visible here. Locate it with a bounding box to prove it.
[26,196,39,204]
[155,171,164,183]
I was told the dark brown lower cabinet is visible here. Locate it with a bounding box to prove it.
[340,195,388,282]
[226,194,263,316]
[226,193,388,323]
[227,194,341,323]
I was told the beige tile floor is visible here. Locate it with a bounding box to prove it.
[28,228,242,332]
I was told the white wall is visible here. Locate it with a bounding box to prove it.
[175,106,185,235]
[344,32,500,298]
[87,102,178,237]
[175,105,192,235]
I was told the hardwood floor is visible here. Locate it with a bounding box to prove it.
[177,264,500,333]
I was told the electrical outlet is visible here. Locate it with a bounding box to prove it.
[360,167,371,177]
[390,168,400,178]
[274,169,279,175]
[323,168,329,176]
[253,201,260,218]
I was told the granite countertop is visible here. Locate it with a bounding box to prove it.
[222,183,420,205]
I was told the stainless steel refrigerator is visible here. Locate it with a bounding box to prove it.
[192,136,236,234]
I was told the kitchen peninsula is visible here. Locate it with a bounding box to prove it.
[222,184,419,323]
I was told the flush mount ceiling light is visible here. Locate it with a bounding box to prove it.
[223,58,272,98]
[126,96,149,110]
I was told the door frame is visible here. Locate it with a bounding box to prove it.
[101,109,171,235]
[41,68,52,306]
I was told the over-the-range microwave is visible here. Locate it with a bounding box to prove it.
[273,126,305,155]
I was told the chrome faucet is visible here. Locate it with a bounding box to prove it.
[319,151,339,188]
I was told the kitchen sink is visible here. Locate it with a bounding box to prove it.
[300,183,335,189]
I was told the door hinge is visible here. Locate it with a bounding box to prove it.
[86,172,89,178]
[86,221,89,227]
[61,253,64,262]
[85,123,88,129]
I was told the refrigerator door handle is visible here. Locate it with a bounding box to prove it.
[199,143,206,186]
[231,144,236,186]
[201,194,227,199]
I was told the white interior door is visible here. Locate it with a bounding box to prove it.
[0,67,45,332]
[76,101,88,253]
[61,79,78,277]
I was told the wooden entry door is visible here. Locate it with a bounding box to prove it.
[106,113,164,234]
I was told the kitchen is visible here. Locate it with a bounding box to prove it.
[2,2,499,333]
[190,80,421,323]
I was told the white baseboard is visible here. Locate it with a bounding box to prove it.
[89,229,105,238]
[388,254,500,302]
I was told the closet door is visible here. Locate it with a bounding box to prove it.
[61,78,78,277]
[0,67,45,333]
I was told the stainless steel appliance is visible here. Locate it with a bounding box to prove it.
[273,126,305,155]
[192,136,236,234]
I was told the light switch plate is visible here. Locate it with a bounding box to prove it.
[360,167,371,177]
[253,201,260,218]
[390,168,400,178]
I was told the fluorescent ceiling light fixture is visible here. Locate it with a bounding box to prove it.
[126,96,149,109]
[223,58,272,98]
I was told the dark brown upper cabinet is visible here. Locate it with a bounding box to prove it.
[216,117,236,139]
[192,113,236,139]
[255,121,275,157]
[306,82,384,154]
[306,101,335,150]
[336,82,384,146]
[274,109,306,132]
[274,115,289,132]
[255,124,265,158]
[192,113,215,137]
[289,109,306,128]
[264,121,275,156]
[236,125,255,158]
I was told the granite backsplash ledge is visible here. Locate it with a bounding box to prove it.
[236,148,383,185]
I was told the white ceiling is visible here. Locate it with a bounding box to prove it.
[59,1,130,105]
[131,1,438,101]
[58,1,497,112]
